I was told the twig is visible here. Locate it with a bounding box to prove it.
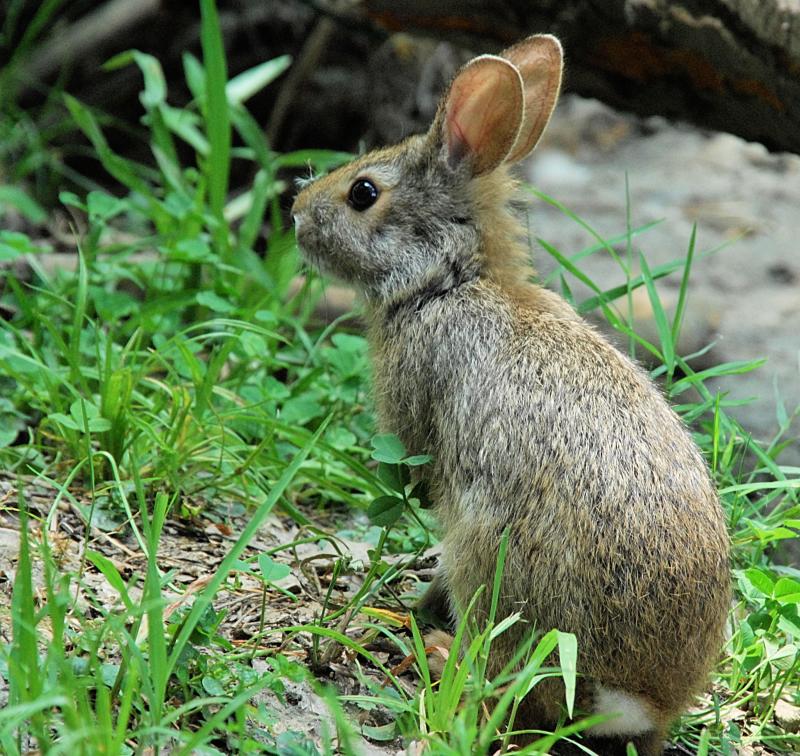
[25,0,161,83]
[267,14,336,146]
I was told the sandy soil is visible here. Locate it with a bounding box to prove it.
[525,96,800,465]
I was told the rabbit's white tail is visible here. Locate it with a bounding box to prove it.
[587,686,656,737]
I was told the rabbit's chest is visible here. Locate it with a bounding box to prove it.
[369,297,511,457]
[369,332,447,455]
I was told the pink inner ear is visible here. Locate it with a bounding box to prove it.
[443,57,523,176]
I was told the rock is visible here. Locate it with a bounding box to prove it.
[529,149,593,188]
[775,698,800,733]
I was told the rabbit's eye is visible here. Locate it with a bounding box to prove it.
[348,179,379,211]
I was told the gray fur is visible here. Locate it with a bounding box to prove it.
[291,36,730,755]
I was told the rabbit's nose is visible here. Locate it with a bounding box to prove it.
[290,192,305,216]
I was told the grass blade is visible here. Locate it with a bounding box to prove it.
[671,223,697,346]
[226,55,291,105]
[199,0,231,261]
[9,497,48,751]
[557,631,578,718]
[639,251,673,371]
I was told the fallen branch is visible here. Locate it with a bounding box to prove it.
[332,0,800,154]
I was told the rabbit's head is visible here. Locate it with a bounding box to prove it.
[292,35,563,304]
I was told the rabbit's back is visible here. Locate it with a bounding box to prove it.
[370,279,729,715]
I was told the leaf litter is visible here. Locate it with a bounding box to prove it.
[0,471,433,753]
[0,471,792,753]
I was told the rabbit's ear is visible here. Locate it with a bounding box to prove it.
[430,55,524,176]
[500,34,563,164]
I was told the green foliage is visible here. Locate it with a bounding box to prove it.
[0,26,357,509]
[0,1,798,754]
[334,533,596,753]
[1,433,324,754]
[366,434,432,531]
[0,0,91,209]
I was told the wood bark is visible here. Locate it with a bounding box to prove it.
[337,0,800,154]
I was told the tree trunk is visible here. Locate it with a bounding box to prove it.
[345,0,800,154]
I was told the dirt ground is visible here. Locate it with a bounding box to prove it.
[0,474,431,753]
[526,95,800,465]
[0,475,775,755]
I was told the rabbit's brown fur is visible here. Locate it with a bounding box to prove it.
[292,35,730,754]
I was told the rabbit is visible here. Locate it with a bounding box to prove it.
[291,34,730,756]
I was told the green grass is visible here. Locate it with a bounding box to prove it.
[0,2,799,753]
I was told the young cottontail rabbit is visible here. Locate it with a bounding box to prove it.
[292,35,730,755]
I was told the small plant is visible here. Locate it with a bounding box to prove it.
[1,424,325,754]
[336,530,604,752]
[0,2,356,504]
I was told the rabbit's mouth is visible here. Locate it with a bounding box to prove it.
[292,216,318,264]
[293,224,339,280]
[294,236,322,271]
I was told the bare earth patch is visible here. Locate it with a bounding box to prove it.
[0,472,790,754]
